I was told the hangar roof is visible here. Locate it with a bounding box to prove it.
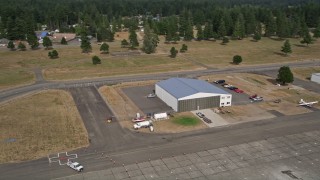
[156,78,230,99]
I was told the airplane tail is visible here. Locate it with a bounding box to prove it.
[299,99,305,104]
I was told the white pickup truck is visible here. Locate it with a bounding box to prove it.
[133,120,152,129]
[67,161,84,172]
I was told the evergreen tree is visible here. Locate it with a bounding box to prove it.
[290,15,301,37]
[80,35,92,53]
[299,19,309,38]
[6,17,17,40]
[129,27,139,48]
[121,39,129,48]
[218,19,227,38]
[184,23,194,41]
[223,12,234,36]
[7,41,15,50]
[277,66,294,85]
[0,18,4,39]
[233,14,245,39]
[276,12,290,38]
[253,33,261,41]
[233,55,243,64]
[15,18,26,40]
[222,36,229,44]
[281,40,292,55]
[100,43,109,54]
[170,47,178,58]
[142,25,159,54]
[42,36,52,49]
[203,22,213,40]
[196,24,204,41]
[165,16,179,43]
[61,37,68,45]
[92,55,101,65]
[245,11,257,35]
[180,44,188,53]
[27,33,39,49]
[300,31,313,46]
[48,50,59,59]
[18,42,26,51]
[313,18,320,38]
[265,12,277,37]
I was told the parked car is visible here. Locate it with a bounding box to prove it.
[223,84,233,88]
[228,86,238,90]
[203,117,212,124]
[252,96,263,102]
[196,112,205,118]
[234,89,244,93]
[214,80,225,84]
[147,93,156,98]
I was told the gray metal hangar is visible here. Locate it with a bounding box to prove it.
[155,78,232,112]
[311,73,320,84]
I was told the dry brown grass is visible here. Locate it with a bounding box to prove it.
[1,36,319,88]
[292,67,320,80]
[158,37,320,68]
[0,90,88,163]
[200,73,320,116]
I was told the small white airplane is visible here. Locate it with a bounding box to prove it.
[298,99,318,107]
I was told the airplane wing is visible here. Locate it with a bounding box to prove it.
[299,103,313,107]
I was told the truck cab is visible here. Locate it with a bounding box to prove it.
[67,161,84,172]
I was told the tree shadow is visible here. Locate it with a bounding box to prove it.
[229,62,240,65]
[268,37,284,41]
[273,52,287,57]
[266,78,278,85]
[293,44,307,47]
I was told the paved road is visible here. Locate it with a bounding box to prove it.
[1,60,319,103]
[1,111,320,180]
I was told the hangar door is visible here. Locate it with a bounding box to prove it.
[177,96,220,112]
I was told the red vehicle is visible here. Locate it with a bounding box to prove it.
[132,117,146,123]
[234,89,244,93]
[249,94,257,99]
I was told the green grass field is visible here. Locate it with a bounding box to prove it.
[172,116,200,126]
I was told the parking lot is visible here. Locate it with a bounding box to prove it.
[210,82,252,105]
[122,85,173,115]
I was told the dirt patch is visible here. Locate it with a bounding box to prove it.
[219,105,275,123]
[0,90,88,163]
[99,81,157,124]
[114,31,129,41]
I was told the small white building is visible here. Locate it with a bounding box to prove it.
[311,73,320,84]
[156,78,232,112]
[153,113,168,120]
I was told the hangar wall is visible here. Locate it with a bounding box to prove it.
[177,96,220,112]
[311,73,320,84]
[155,84,178,111]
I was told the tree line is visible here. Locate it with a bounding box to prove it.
[0,0,319,42]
